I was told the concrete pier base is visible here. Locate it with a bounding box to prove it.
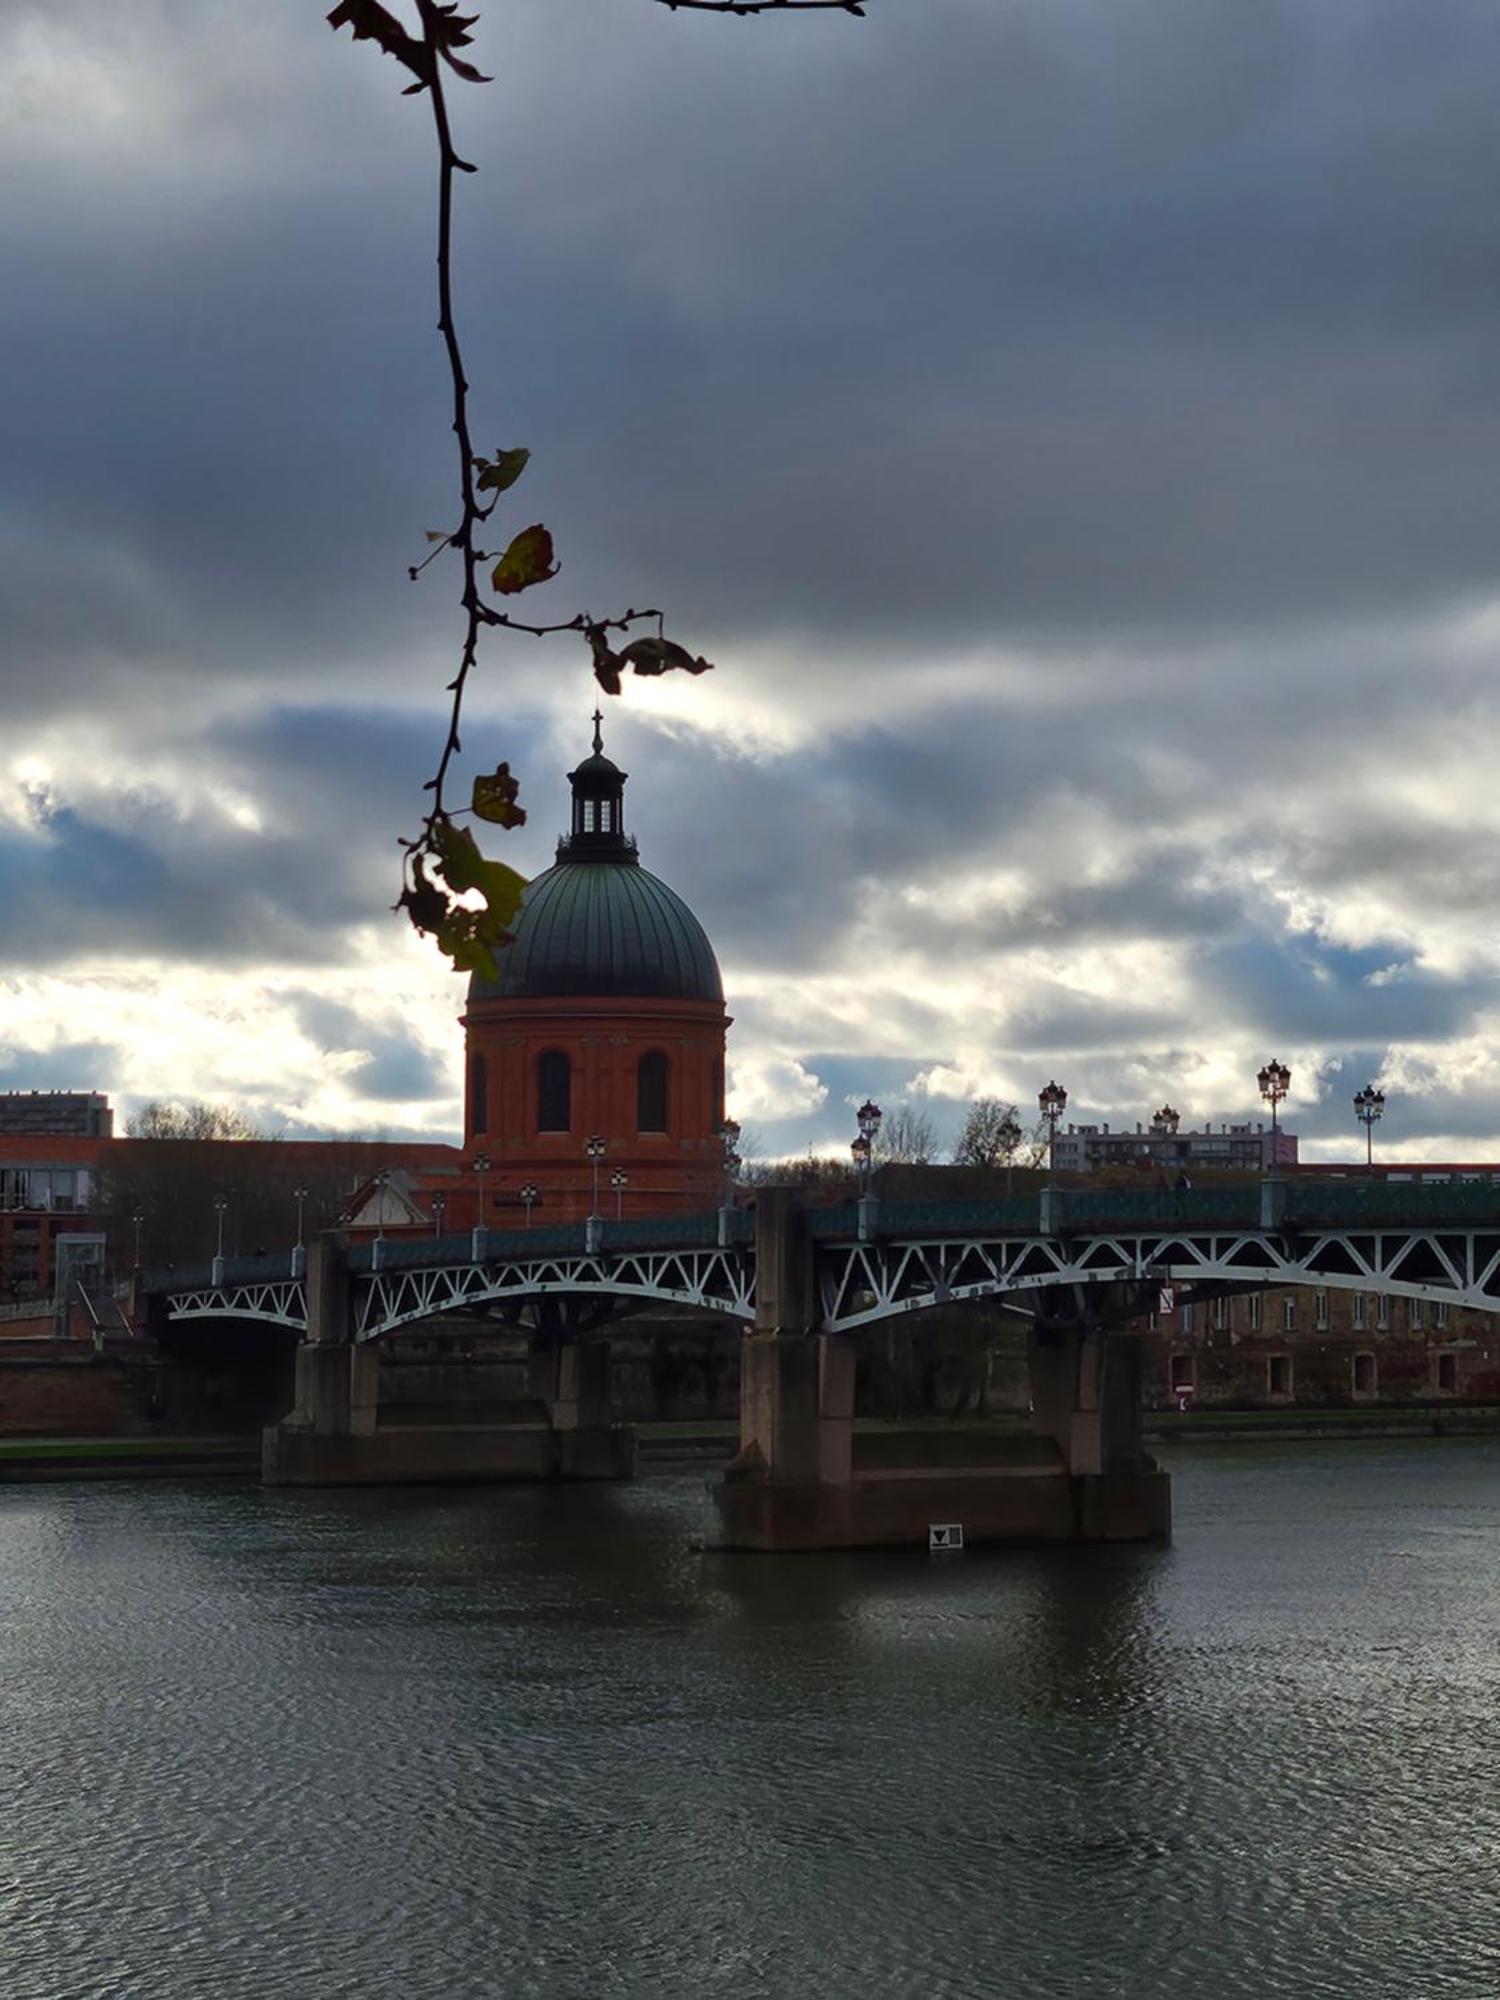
[705,1454,1170,1551]
[261,1245,635,1486]
[262,1418,635,1487]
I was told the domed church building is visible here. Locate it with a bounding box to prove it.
[460,718,731,1224]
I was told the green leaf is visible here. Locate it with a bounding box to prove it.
[471,762,526,828]
[491,523,558,595]
[618,636,715,679]
[475,448,530,495]
[431,821,527,934]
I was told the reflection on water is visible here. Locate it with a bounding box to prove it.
[3,1442,1500,1998]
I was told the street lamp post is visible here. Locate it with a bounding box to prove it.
[431,1193,446,1239]
[611,1168,628,1221]
[853,1100,882,1241]
[290,1182,310,1279]
[997,1113,1022,1196]
[132,1209,145,1271]
[471,1153,491,1261]
[719,1120,741,1209]
[1038,1080,1068,1181]
[584,1136,607,1252]
[1353,1084,1386,1170]
[1257,1060,1291,1169]
[519,1181,538,1229]
[212,1194,228,1284]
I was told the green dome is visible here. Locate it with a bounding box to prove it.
[468,858,722,1003]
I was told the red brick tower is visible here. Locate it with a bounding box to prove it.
[460,718,730,1225]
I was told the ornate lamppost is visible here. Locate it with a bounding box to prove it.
[212,1194,228,1283]
[854,1100,882,1191]
[470,1153,491,1260]
[719,1119,741,1210]
[1353,1083,1386,1169]
[997,1111,1022,1195]
[1038,1079,1068,1180]
[584,1135,606,1219]
[1257,1060,1291,1170]
[131,1209,145,1271]
[611,1167,628,1220]
[431,1192,446,1238]
[293,1183,309,1248]
[519,1181,538,1229]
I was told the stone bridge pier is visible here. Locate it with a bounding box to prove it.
[705,1191,1170,1551]
[262,1240,634,1486]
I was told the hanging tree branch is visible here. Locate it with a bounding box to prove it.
[327,0,863,977]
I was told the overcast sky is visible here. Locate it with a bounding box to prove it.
[5,0,1500,1162]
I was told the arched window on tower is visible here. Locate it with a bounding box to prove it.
[467,1052,488,1136]
[537,1049,571,1133]
[637,1050,669,1133]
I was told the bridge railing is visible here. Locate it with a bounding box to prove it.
[1282,1179,1500,1227]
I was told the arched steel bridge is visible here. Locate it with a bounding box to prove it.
[146,1178,1500,1342]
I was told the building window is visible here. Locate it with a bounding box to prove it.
[536,1049,571,1133]
[1170,1354,1194,1393]
[1353,1293,1366,1331]
[1268,1354,1292,1399]
[467,1052,488,1137]
[1352,1352,1376,1397]
[1247,1293,1262,1332]
[1213,1296,1228,1332]
[1409,1298,1424,1332]
[1436,1352,1457,1394]
[1436,1301,1449,1329]
[1377,1295,1389,1331]
[1283,1295,1296,1332]
[636,1051,669,1133]
[582,799,597,833]
[1180,1301,1193,1336]
[1315,1289,1328,1329]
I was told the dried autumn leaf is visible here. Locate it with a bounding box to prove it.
[618,636,715,679]
[475,447,530,495]
[586,624,622,697]
[491,523,558,595]
[326,0,431,88]
[397,857,449,935]
[471,762,526,828]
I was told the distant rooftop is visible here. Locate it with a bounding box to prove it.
[0,1092,113,1138]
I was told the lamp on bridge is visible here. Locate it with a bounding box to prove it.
[131,1209,145,1272]
[1151,1104,1180,1137]
[854,1100,882,1189]
[212,1194,228,1286]
[1353,1083,1386,1170]
[718,1120,741,1235]
[1257,1060,1291,1171]
[611,1167,629,1220]
[471,1153,491,1262]
[584,1135,607,1221]
[519,1181,538,1229]
[431,1192,447,1239]
[1038,1079,1068,1182]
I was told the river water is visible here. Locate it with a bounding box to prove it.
[3,1441,1499,1999]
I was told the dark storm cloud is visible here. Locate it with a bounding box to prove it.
[8,0,1500,1145]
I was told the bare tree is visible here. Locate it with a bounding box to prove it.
[126,1101,275,1142]
[874,1101,938,1165]
[951,1097,1046,1169]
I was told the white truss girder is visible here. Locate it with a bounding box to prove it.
[164,1279,307,1329]
[818,1226,1500,1332]
[159,1221,1500,1339]
[353,1245,756,1341]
